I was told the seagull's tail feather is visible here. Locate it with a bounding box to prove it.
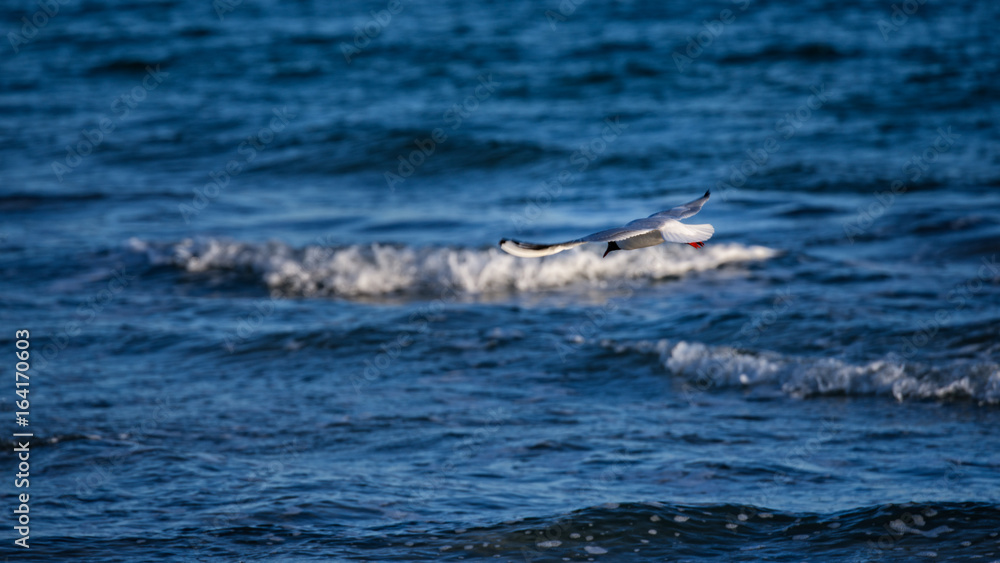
[499,238,585,258]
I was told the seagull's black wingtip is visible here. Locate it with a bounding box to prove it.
[603,241,620,258]
[705,189,711,198]
[499,238,507,246]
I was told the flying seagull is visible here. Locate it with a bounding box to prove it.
[499,190,713,258]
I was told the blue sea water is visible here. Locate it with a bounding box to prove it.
[2,0,1000,560]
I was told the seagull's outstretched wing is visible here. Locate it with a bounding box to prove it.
[499,191,713,258]
[649,190,710,220]
[498,238,588,258]
[499,223,664,258]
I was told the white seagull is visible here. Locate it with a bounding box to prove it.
[499,190,713,258]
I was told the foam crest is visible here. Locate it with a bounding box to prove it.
[129,238,778,297]
[603,339,1000,404]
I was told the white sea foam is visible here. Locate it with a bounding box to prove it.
[129,238,778,297]
[601,339,1000,404]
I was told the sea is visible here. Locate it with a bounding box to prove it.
[1,0,999,561]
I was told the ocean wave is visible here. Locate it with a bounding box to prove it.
[361,501,996,561]
[127,238,778,297]
[98,501,995,561]
[600,339,1000,405]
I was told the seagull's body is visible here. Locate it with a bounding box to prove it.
[499,190,714,258]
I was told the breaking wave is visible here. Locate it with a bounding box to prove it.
[128,238,778,297]
[350,501,997,561]
[599,339,1000,405]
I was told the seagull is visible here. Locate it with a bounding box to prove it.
[499,190,713,258]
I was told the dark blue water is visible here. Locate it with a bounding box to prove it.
[2,0,1000,560]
